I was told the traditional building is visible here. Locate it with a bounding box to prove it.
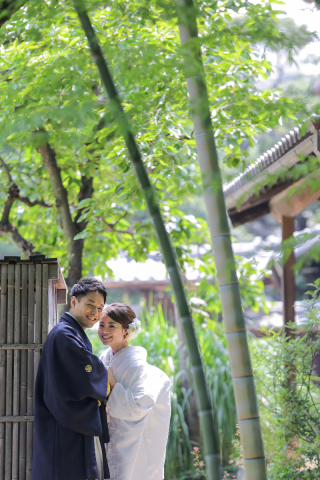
[224,117,320,332]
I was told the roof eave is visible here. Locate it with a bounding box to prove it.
[225,131,319,211]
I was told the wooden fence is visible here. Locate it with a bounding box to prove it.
[0,255,67,480]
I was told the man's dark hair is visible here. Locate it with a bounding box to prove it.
[70,277,107,303]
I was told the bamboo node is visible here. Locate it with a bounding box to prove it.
[198,409,212,417]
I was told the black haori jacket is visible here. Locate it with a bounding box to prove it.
[31,312,110,480]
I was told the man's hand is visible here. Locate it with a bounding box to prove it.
[108,367,116,390]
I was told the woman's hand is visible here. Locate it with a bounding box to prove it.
[108,367,117,390]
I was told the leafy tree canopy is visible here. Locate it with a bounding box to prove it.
[0,0,310,313]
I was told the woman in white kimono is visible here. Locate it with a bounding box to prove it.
[97,303,171,480]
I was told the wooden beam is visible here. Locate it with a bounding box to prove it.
[0,416,34,423]
[0,344,43,350]
[281,216,296,336]
[270,169,320,222]
[56,288,67,305]
[229,201,270,227]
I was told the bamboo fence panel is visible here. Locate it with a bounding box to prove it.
[0,265,8,480]
[5,265,14,480]
[19,265,28,480]
[26,264,35,480]
[0,256,65,480]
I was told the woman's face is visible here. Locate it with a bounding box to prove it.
[98,314,128,353]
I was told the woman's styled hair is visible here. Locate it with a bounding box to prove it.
[103,303,136,330]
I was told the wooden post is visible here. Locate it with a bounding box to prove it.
[5,265,14,480]
[19,265,28,480]
[26,264,35,480]
[12,265,21,480]
[42,264,48,344]
[34,265,42,378]
[0,265,8,480]
[281,216,296,336]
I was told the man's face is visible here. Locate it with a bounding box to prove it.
[70,291,105,330]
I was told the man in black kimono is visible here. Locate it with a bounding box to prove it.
[31,277,109,480]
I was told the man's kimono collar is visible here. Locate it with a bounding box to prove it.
[60,312,92,350]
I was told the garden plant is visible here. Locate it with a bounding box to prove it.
[250,280,320,479]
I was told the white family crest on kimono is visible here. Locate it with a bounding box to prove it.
[99,346,171,480]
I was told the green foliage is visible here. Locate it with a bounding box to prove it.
[0,0,308,282]
[193,249,267,321]
[87,303,237,478]
[0,0,310,328]
[250,280,320,479]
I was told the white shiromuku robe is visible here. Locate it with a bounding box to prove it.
[99,346,171,480]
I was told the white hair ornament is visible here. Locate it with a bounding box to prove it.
[126,318,143,341]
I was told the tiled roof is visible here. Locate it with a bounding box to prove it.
[223,118,320,206]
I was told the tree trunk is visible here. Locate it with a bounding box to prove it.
[175,1,267,478]
[63,238,84,310]
[72,2,221,479]
[66,174,94,296]
[39,140,94,309]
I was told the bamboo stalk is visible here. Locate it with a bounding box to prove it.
[42,264,48,344]
[25,422,32,480]
[174,1,267,477]
[72,3,221,478]
[0,265,8,480]
[5,264,14,480]
[26,264,34,480]
[19,265,28,480]
[12,265,21,480]
[34,264,42,377]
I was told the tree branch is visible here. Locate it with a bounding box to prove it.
[0,222,34,257]
[0,0,28,28]
[1,183,19,224]
[96,215,134,235]
[0,157,51,207]
[0,156,13,182]
[37,134,76,242]
[19,196,52,208]
[0,184,35,257]
[75,175,94,232]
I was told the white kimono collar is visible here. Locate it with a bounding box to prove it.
[105,346,147,375]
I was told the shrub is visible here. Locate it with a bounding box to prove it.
[250,280,320,479]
